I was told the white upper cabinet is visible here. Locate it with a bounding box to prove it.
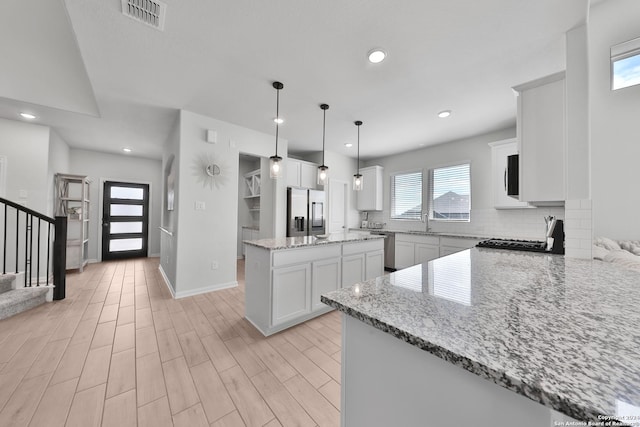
[286,158,318,189]
[513,72,566,204]
[488,139,531,209]
[357,165,383,211]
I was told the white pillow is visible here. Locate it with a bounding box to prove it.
[603,249,640,272]
[594,237,621,251]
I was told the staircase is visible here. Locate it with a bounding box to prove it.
[0,274,49,320]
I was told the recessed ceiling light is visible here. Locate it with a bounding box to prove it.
[344,143,353,148]
[122,148,132,153]
[438,110,452,118]
[273,117,284,124]
[367,49,387,64]
[20,112,36,120]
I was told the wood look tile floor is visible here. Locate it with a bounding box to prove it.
[0,258,342,427]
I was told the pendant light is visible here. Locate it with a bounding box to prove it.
[269,81,284,179]
[317,104,329,186]
[353,120,363,191]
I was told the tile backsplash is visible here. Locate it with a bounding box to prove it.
[365,206,566,241]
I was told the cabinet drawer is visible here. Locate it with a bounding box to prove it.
[273,245,341,267]
[439,237,480,249]
[342,239,383,255]
[396,233,440,245]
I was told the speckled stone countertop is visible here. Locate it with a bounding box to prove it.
[348,227,490,240]
[322,248,640,423]
[244,232,385,251]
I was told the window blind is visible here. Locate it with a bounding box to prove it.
[391,171,422,220]
[429,163,470,221]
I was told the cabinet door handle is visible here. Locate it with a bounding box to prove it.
[504,168,507,192]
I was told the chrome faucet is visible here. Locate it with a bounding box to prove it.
[421,212,431,232]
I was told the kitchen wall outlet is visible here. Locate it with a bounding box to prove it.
[211,261,218,270]
[195,201,206,210]
[229,138,236,148]
[206,130,217,143]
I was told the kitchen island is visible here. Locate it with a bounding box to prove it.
[322,248,640,426]
[244,232,385,336]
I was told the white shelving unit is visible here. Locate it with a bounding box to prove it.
[55,173,91,272]
[243,169,261,222]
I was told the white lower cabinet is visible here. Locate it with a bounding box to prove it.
[272,264,311,326]
[395,234,481,268]
[415,243,440,264]
[312,258,341,311]
[342,254,365,287]
[439,237,481,257]
[395,234,440,269]
[245,238,384,336]
[395,241,416,270]
[365,250,384,280]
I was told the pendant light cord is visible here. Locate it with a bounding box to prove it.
[275,87,280,156]
[356,124,360,174]
[322,108,326,165]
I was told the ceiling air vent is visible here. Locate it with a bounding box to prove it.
[121,0,166,31]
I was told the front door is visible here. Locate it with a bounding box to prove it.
[102,181,149,260]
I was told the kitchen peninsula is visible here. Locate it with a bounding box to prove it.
[322,248,640,426]
[244,232,385,336]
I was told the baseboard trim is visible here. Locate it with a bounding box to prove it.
[174,281,238,299]
[149,253,160,258]
[158,265,176,298]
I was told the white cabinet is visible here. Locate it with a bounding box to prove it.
[488,140,531,209]
[286,158,319,189]
[342,240,384,287]
[272,264,311,326]
[395,241,416,270]
[415,243,440,264]
[365,250,384,280]
[439,237,481,257]
[342,254,365,288]
[311,258,341,311]
[245,237,384,336]
[395,234,440,269]
[357,165,383,211]
[513,72,566,204]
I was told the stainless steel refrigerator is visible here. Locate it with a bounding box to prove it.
[287,187,326,237]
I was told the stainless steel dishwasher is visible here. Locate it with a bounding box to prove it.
[371,231,395,271]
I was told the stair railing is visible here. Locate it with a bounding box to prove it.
[0,197,67,300]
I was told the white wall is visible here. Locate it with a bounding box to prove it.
[160,118,180,292]
[364,128,564,240]
[69,149,162,262]
[47,129,70,216]
[589,0,640,240]
[168,110,288,298]
[0,118,50,212]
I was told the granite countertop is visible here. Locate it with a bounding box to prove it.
[349,228,490,240]
[322,248,640,423]
[244,231,385,251]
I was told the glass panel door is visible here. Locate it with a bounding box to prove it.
[102,181,149,260]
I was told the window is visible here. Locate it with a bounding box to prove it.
[390,171,422,220]
[429,163,470,221]
[611,37,640,90]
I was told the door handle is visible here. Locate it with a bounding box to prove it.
[504,168,507,192]
[102,221,109,227]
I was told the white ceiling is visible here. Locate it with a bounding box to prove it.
[0,0,589,160]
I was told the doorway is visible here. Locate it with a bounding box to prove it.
[102,181,149,260]
[328,179,348,233]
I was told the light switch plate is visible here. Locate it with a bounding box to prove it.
[195,201,206,210]
[206,130,217,143]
